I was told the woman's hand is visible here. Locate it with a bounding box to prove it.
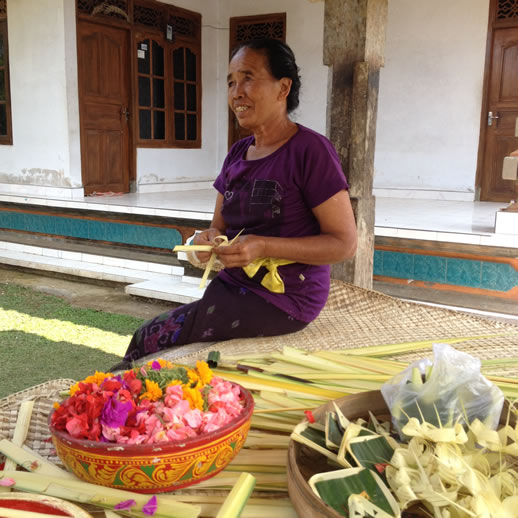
[192,228,224,263]
[214,234,266,268]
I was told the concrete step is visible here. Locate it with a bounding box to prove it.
[0,240,204,304]
[125,276,206,305]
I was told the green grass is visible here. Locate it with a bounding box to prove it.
[0,283,145,398]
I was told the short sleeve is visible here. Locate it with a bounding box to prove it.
[299,134,349,209]
[213,137,253,195]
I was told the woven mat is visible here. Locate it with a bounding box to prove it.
[156,279,518,367]
[0,378,74,464]
[1,280,517,464]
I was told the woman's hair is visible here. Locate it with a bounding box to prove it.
[231,38,301,113]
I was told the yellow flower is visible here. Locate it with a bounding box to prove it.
[140,379,163,401]
[196,361,213,385]
[147,358,174,369]
[166,380,183,388]
[53,401,60,410]
[83,371,113,386]
[69,382,81,396]
[183,386,204,411]
[187,369,200,387]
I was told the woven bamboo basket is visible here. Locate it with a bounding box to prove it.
[286,390,515,518]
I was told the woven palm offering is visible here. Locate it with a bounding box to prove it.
[288,345,517,518]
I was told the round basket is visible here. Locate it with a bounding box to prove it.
[287,390,514,518]
[49,384,254,493]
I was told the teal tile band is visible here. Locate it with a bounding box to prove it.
[374,250,518,293]
[0,211,183,249]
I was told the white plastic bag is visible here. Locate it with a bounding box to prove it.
[381,343,504,440]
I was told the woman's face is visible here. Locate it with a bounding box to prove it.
[227,48,291,131]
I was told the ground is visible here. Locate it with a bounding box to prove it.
[0,267,176,319]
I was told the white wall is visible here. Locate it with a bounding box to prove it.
[136,0,328,191]
[0,0,83,197]
[374,0,490,200]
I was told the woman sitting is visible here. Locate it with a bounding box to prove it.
[117,38,357,367]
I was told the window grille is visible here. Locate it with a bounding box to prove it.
[77,0,129,22]
[497,0,518,20]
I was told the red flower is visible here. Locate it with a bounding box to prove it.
[102,379,122,393]
[123,370,142,396]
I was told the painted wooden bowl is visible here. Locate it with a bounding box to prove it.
[49,384,254,493]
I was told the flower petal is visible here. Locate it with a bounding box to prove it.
[0,478,16,487]
[143,495,158,516]
[114,499,137,510]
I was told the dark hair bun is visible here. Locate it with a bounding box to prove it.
[231,39,301,113]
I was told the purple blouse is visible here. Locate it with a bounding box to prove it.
[213,124,349,322]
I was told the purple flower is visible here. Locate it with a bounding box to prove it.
[114,499,136,510]
[151,360,162,370]
[100,397,133,428]
[143,495,158,516]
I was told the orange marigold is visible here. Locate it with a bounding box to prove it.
[69,382,81,396]
[140,379,163,401]
[183,386,204,411]
[187,369,200,387]
[83,371,113,386]
[196,361,213,385]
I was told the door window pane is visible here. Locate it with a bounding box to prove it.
[138,76,151,107]
[153,78,165,108]
[137,39,150,74]
[152,41,164,76]
[0,104,6,136]
[0,70,4,101]
[174,82,185,110]
[187,114,197,141]
[186,48,196,81]
[154,111,165,139]
[174,113,185,140]
[139,110,151,139]
[173,48,184,79]
[186,84,196,111]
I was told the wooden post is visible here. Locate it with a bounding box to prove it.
[324,0,387,289]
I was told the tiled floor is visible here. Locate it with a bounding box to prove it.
[1,191,516,247]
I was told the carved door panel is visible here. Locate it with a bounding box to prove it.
[228,13,286,149]
[479,17,518,201]
[77,21,131,194]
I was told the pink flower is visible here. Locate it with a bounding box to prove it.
[183,409,203,429]
[164,384,184,407]
[166,425,197,441]
[151,360,162,370]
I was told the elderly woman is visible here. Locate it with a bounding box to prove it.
[118,38,357,367]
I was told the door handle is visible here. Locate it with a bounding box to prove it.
[122,107,130,121]
[488,111,499,126]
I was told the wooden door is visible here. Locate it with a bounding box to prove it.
[479,26,518,201]
[77,21,131,195]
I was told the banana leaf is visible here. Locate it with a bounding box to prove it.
[309,467,400,518]
[326,412,344,451]
[348,435,395,475]
[290,421,339,463]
